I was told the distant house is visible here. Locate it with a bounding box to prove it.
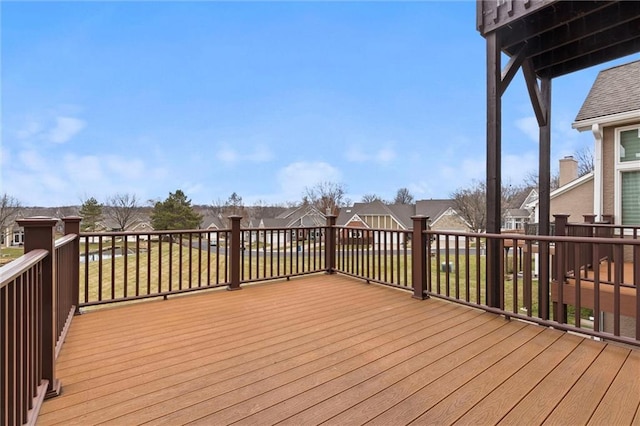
[336,199,471,246]
[2,207,71,248]
[415,199,472,233]
[502,189,538,232]
[337,200,413,246]
[251,205,327,246]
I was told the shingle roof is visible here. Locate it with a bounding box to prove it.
[415,199,454,221]
[574,60,640,123]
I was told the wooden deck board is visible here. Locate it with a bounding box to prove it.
[38,274,640,425]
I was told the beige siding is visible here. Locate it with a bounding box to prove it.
[431,213,470,232]
[550,179,594,223]
[362,215,403,230]
[602,126,616,218]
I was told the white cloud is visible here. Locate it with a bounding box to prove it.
[216,143,273,165]
[376,147,396,163]
[1,146,11,167]
[19,149,48,171]
[16,119,43,140]
[104,156,145,180]
[217,146,238,164]
[277,161,342,198]
[515,116,539,143]
[48,116,86,144]
[247,144,273,163]
[345,146,368,162]
[63,154,105,182]
[345,144,396,165]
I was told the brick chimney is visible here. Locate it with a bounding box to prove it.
[559,156,578,187]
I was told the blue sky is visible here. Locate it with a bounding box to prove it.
[2,1,639,207]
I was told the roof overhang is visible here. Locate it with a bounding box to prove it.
[572,109,640,132]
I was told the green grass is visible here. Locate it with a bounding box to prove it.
[80,241,325,304]
[0,246,25,265]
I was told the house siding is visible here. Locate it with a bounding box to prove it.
[602,125,616,219]
[550,179,594,223]
[432,213,469,232]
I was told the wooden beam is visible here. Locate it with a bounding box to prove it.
[523,2,640,58]
[500,44,527,96]
[486,31,502,309]
[538,77,552,321]
[522,58,547,127]
[500,1,614,49]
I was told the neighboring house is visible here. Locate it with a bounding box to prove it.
[337,200,414,246]
[336,199,471,246]
[531,156,595,225]
[502,188,538,231]
[3,207,71,247]
[572,59,640,226]
[252,205,327,246]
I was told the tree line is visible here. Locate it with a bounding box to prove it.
[0,147,593,234]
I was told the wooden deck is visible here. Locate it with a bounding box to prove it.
[38,274,640,425]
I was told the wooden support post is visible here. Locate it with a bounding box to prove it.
[62,217,82,315]
[486,31,502,308]
[411,216,429,300]
[16,217,61,399]
[538,77,552,320]
[227,216,242,291]
[601,214,614,224]
[553,214,569,323]
[583,214,596,224]
[325,215,337,274]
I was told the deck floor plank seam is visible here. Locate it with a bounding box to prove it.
[39,299,443,422]
[36,274,640,426]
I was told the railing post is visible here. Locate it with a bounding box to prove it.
[325,215,337,274]
[583,214,596,224]
[601,214,614,224]
[411,216,429,300]
[62,216,82,315]
[553,214,569,323]
[227,215,242,291]
[16,216,61,399]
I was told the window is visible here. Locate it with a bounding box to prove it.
[615,125,640,225]
[621,171,640,224]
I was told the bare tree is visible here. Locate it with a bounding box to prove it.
[361,193,383,203]
[451,180,524,232]
[523,170,560,191]
[451,181,486,233]
[393,188,414,205]
[304,181,347,215]
[104,193,141,231]
[575,146,595,177]
[0,194,23,239]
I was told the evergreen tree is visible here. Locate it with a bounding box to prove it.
[151,190,203,230]
[79,197,103,231]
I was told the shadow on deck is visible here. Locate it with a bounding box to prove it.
[39,274,640,425]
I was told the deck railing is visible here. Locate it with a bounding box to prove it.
[334,226,413,290]
[79,217,330,307]
[419,224,639,347]
[0,217,81,426]
[2,212,640,424]
[0,249,49,426]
